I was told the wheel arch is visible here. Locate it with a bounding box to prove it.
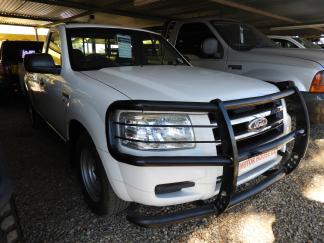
[67,119,90,163]
[68,119,87,144]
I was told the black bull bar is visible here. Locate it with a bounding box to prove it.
[105,82,310,227]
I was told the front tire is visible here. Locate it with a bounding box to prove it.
[75,132,129,216]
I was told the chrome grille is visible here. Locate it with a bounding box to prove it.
[210,100,284,153]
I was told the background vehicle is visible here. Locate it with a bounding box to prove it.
[0,41,43,96]
[268,35,322,49]
[0,148,22,243]
[24,24,308,227]
[164,18,324,123]
[318,43,324,49]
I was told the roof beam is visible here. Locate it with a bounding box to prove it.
[271,23,324,31]
[26,0,115,11]
[41,10,94,28]
[0,11,55,22]
[210,0,299,23]
[209,0,324,32]
[0,21,38,27]
[25,0,170,21]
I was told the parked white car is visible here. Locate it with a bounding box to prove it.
[164,18,324,123]
[24,24,309,227]
[268,35,322,49]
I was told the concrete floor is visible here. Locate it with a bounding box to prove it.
[0,99,323,243]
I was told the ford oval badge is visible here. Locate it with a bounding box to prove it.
[248,117,268,132]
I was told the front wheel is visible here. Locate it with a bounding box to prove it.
[75,132,129,216]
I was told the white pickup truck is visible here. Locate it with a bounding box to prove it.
[164,18,324,123]
[24,24,309,227]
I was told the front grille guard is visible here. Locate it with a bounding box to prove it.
[105,82,309,227]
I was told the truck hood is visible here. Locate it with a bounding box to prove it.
[82,66,279,102]
[250,48,324,67]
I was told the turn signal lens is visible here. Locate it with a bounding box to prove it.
[310,71,324,93]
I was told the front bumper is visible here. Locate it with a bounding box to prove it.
[106,82,309,227]
[302,92,324,124]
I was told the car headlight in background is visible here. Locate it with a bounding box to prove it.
[118,112,195,150]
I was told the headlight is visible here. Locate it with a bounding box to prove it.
[118,112,195,150]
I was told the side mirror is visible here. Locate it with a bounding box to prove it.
[24,53,60,74]
[201,38,219,56]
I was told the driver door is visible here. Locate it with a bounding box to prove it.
[41,31,68,137]
[175,22,226,71]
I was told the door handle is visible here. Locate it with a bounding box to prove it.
[228,65,242,70]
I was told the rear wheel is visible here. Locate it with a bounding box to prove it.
[0,197,22,243]
[75,132,129,216]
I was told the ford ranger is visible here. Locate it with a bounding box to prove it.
[164,18,324,123]
[24,24,309,227]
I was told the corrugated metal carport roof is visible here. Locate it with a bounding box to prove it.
[0,0,85,26]
[0,0,323,36]
[0,16,50,26]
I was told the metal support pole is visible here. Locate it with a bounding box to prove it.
[34,27,39,41]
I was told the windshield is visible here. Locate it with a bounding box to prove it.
[66,28,187,71]
[293,37,322,49]
[211,21,277,51]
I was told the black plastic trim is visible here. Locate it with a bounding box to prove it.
[155,181,195,195]
[127,168,286,227]
[127,204,218,227]
[104,82,309,227]
[222,88,295,110]
[237,129,304,162]
[104,155,233,167]
[106,88,302,167]
[228,169,285,207]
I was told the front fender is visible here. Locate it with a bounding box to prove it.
[243,68,307,91]
[66,90,130,200]
[67,100,106,152]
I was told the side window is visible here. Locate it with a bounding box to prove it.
[286,40,298,48]
[279,40,289,48]
[272,39,283,47]
[176,22,223,59]
[47,32,62,66]
[72,38,108,55]
[272,39,298,48]
[142,38,180,65]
